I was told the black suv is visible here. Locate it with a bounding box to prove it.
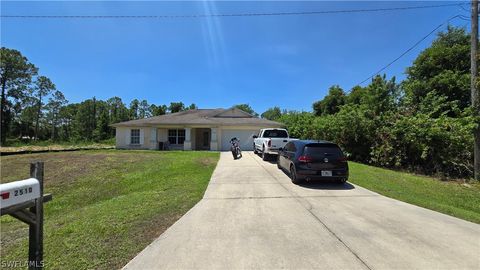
[277,140,349,184]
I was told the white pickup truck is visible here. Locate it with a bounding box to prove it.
[253,128,297,161]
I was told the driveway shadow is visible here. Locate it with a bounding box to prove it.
[253,153,278,164]
[298,181,355,190]
[278,168,355,190]
[264,159,277,165]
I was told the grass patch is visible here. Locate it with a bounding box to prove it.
[0,141,115,154]
[0,150,219,269]
[349,162,480,224]
[3,138,115,147]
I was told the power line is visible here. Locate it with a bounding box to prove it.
[458,15,471,21]
[0,2,469,19]
[459,4,471,13]
[356,14,461,86]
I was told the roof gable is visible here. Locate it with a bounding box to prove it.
[111,108,283,127]
[212,107,253,118]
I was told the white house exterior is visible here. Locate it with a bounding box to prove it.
[111,108,283,151]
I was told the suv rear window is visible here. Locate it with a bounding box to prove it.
[303,143,343,158]
[262,130,288,138]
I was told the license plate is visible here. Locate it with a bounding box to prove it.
[321,171,332,177]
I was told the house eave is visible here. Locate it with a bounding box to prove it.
[111,122,283,128]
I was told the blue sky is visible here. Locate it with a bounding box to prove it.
[1,1,470,114]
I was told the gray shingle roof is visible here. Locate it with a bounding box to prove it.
[111,108,283,127]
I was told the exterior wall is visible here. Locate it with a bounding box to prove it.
[116,127,186,150]
[115,127,149,150]
[148,127,157,150]
[190,129,194,147]
[115,125,276,151]
[144,128,151,149]
[158,128,168,142]
[184,128,192,150]
[212,127,219,151]
[115,127,128,148]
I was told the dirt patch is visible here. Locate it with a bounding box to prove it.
[0,144,114,154]
[0,151,157,188]
[196,156,218,167]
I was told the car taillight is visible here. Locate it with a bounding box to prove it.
[338,156,348,162]
[298,155,313,163]
[268,139,271,147]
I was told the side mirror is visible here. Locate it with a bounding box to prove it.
[253,135,258,139]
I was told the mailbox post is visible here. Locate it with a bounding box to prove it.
[29,162,44,268]
[0,162,52,269]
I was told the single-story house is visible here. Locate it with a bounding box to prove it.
[111,108,283,151]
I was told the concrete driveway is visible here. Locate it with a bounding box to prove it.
[124,152,480,270]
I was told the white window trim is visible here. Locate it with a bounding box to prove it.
[130,129,141,145]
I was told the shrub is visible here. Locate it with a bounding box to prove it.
[371,112,475,178]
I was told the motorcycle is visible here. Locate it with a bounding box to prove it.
[230,137,242,160]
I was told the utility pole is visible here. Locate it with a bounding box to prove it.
[472,0,480,181]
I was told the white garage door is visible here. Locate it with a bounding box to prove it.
[221,129,258,151]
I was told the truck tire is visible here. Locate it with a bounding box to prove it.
[262,146,269,161]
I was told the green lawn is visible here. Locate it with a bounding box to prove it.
[349,162,480,224]
[2,152,478,269]
[0,150,219,269]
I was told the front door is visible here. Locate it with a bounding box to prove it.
[195,128,211,150]
[202,131,210,148]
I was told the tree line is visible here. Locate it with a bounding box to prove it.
[0,48,204,145]
[0,48,261,145]
[260,27,478,179]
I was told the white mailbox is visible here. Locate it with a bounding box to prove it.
[0,178,41,209]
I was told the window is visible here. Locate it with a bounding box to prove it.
[177,129,185,144]
[263,129,288,138]
[285,142,296,152]
[168,129,177,144]
[168,129,186,145]
[131,129,140,144]
[284,142,291,151]
[303,143,343,158]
